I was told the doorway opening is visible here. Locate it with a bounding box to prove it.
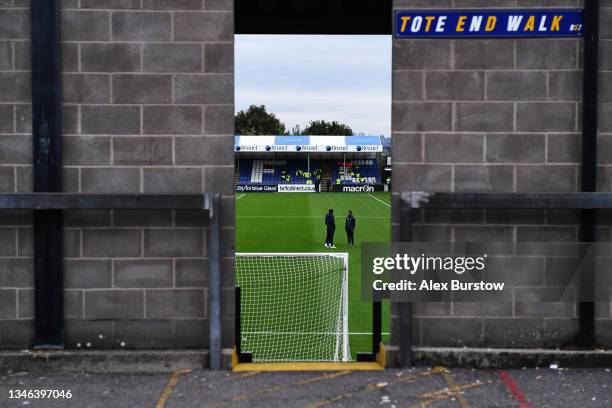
[233,28,392,369]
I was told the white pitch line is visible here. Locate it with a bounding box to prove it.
[236,194,246,200]
[243,332,391,336]
[236,215,387,218]
[367,193,391,208]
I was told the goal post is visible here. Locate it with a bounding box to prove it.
[235,253,350,363]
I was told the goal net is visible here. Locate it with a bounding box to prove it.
[235,253,350,363]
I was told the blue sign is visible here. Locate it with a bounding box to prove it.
[345,136,382,146]
[395,9,584,38]
[274,135,309,145]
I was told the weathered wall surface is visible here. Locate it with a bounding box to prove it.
[596,0,612,346]
[2,0,610,361]
[391,0,612,350]
[0,0,235,350]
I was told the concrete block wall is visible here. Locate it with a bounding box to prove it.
[0,0,235,350]
[596,0,612,346]
[1,0,609,357]
[0,0,35,348]
[391,0,612,348]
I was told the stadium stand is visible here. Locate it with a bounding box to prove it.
[238,159,380,186]
[333,159,380,185]
[239,159,319,184]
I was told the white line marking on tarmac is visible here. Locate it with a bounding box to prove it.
[367,193,391,207]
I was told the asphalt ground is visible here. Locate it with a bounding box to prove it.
[0,366,610,408]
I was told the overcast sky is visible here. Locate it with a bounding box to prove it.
[235,35,392,137]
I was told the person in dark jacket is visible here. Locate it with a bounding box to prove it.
[345,210,356,246]
[325,209,336,248]
[314,176,320,193]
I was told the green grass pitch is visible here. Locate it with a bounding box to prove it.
[236,192,391,359]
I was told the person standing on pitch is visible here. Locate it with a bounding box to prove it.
[325,209,336,248]
[345,210,356,247]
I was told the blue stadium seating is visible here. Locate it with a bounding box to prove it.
[332,159,381,185]
[238,159,381,185]
[239,159,315,184]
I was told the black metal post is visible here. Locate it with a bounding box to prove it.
[209,193,222,369]
[31,0,64,349]
[0,193,210,210]
[234,285,253,364]
[579,0,599,348]
[357,294,383,361]
[373,301,382,356]
[399,193,413,367]
[235,286,242,357]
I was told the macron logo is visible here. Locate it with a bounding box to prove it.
[342,185,375,193]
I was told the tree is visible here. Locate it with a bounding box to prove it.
[235,105,286,135]
[301,120,353,136]
[290,124,301,135]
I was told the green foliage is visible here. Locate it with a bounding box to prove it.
[302,120,353,136]
[235,105,356,136]
[235,105,287,135]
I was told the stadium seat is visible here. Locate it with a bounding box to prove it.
[332,159,381,185]
[237,159,381,186]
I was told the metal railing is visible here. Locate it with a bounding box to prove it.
[0,193,224,370]
[398,192,612,367]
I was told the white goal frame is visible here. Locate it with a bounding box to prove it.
[235,252,350,362]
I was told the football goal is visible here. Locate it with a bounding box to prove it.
[235,253,350,363]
